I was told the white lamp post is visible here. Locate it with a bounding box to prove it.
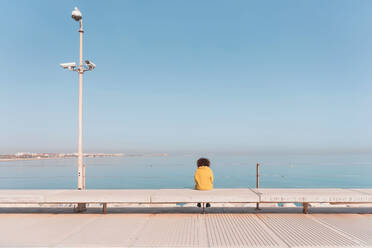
[60,7,96,192]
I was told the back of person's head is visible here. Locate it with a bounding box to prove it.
[197,158,210,167]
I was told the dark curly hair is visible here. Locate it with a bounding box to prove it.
[197,158,210,167]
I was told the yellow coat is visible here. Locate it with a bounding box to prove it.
[194,166,214,190]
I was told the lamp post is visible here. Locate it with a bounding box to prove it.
[60,7,96,192]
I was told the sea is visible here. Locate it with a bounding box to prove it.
[0,154,372,189]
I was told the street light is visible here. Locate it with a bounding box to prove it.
[60,7,96,193]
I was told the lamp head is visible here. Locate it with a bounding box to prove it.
[60,62,77,70]
[85,60,96,70]
[72,7,82,21]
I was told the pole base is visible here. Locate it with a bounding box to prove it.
[255,203,261,210]
[74,203,87,213]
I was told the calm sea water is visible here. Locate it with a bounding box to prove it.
[0,154,371,189]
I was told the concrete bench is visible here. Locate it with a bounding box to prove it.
[0,189,259,213]
[252,188,372,213]
[0,188,371,214]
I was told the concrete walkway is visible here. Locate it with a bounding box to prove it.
[0,208,371,247]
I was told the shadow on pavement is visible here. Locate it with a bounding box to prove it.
[0,207,371,214]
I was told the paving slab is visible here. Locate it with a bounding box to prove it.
[205,214,287,247]
[0,214,53,246]
[257,214,363,247]
[0,214,98,247]
[311,214,372,246]
[150,188,259,203]
[58,214,151,247]
[133,214,207,247]
[1,213,372,247]
[253,188,372,203]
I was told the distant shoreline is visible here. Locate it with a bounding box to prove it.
[0,153,169,162]
[0,157,74,162]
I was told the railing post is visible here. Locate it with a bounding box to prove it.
[256,162,261,210]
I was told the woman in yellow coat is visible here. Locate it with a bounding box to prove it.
[194,158,214,208]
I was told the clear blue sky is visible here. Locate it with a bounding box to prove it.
[1,0,372,154]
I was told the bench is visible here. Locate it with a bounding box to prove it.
[0,188,371,214]
[252,188,372,213]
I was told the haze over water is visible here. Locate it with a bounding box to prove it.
[1,154,371,189]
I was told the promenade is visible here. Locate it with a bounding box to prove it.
[0,207,371,247]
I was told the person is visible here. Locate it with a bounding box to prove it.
[194,157,214,208]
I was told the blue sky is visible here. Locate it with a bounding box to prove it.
[1,0,372,154]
